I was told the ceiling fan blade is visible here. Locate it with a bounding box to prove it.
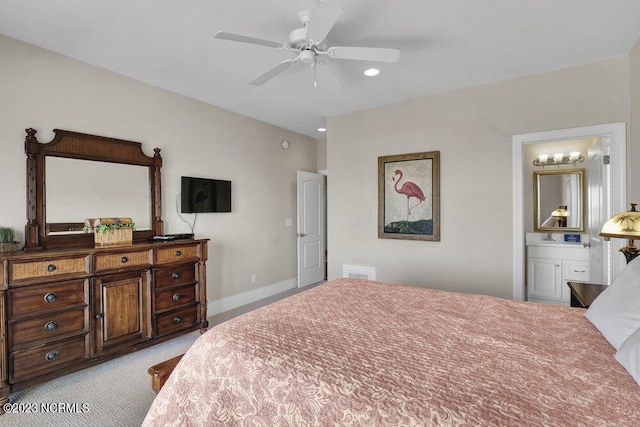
[249,58,296,85]
[326,46,400,63]
[306,0,343,43]
[215,31,287,49]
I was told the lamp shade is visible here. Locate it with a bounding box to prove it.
[600,203,640,240]
[551,208,569,217]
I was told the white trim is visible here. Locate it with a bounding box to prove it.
[207,278,297,317]
[512,122,627,300]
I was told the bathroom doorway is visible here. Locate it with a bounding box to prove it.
[512,123,627,300]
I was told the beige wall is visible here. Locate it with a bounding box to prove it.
[631,40,640,203]
[317,138,327,171]
[328,58,630,299]
[0,35,317,305]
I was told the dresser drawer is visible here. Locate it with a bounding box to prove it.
[10,308,88,349]
[94,249,152,272]
[9,255,89,284]
[9,335,90,383]
[156,244,199,264]
[155,285,196,313]
[154,263,196,288]
[9,279,88,317]
[154,305,199,337]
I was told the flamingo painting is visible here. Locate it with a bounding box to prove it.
[393,169,425,222]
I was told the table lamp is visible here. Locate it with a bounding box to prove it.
[600,203,640,263]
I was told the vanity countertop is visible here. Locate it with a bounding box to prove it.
[525,233,588,248]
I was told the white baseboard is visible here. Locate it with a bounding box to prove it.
[207,278,298,317]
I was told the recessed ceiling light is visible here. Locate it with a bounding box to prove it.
[317,127,327,132]
[364,68,380,77]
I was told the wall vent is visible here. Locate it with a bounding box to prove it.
[342,264,376,281]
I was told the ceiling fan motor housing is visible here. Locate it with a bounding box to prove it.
[288,27,308,48]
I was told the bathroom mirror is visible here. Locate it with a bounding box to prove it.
[534,168,585,232]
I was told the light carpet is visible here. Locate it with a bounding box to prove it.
[2,331,201,426]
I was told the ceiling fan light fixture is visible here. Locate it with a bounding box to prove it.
[364,68,380,77]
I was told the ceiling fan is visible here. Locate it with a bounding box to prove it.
[215,0,400,86]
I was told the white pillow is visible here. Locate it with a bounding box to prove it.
[585,256,640,349]
[616,327,640,386]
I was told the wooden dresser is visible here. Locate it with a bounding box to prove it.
[0,239,208,404]
[0,128,211,412]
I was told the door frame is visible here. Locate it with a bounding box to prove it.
[512,122,627,300]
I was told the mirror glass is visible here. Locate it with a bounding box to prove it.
[46,157,151,234]
[534,168,585,232]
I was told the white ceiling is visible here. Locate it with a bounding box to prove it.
[1,0,640,138]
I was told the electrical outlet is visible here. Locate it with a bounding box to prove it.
[251,273,256,283]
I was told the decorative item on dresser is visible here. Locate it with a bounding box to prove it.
[0,227,20,253]
[0,128,209,413]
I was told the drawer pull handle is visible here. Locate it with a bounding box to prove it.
[44,321,58,332]
[172,293,181,301]
[121,256,129,263]
[95,313,104,319]
[173,315,183,323]
[175,250,182,257]
[45,350,59,361]
[46,264,57,272]
[171,272,181,280]
[44,292,57,303]
[574,270,586,273]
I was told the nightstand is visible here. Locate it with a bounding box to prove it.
[567,282,608,308]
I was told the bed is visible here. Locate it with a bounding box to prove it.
[143,278,640,426]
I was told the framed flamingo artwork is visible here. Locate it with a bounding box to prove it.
[378,151,440,241]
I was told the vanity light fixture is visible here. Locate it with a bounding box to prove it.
[533,151,584,167]
[600,203,640,263]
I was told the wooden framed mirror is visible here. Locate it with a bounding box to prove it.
[534,168,585,233]
[24,128,164,251]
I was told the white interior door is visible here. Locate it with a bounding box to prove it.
[587,137,608,284]
[297,171,325,288]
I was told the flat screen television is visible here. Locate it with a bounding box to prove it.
[181,176,231,213]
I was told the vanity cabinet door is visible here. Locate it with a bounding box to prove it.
[92,270,151,357]
[527,257,562,300]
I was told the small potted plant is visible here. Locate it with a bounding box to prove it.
[0,226,20,253]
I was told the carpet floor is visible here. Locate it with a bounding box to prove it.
[3,330,200,426]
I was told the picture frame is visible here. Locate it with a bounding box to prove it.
[378,151,440,241]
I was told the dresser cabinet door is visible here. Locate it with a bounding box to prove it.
[92,270,150,357]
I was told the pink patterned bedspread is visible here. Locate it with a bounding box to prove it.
[143,279,640,426]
